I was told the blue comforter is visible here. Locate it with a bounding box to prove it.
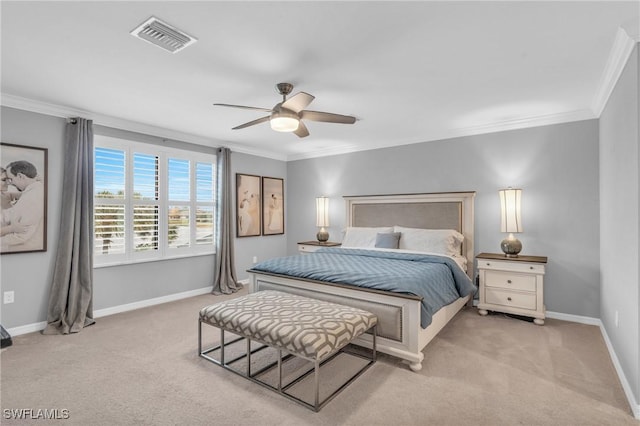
[249,248,476,328]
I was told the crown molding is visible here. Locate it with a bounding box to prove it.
[286,108,595,161]
[0,93,287,161]
[591,23,640,117]
[622,17,640,42]
[448,108,595,139]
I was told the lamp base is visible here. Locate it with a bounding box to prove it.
[501,233,522,257]
[316,228,329,243]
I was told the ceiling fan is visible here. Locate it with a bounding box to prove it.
[214,83,356,138]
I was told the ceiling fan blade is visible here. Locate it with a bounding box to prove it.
[232,116,270,130]
[214,103,272,113]
[282,92,315,113]
[300,110,356,124]
[294,121,310,138]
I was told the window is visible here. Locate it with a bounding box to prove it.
[94,136,216,266]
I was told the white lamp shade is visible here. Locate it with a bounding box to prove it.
[316,196,329,227]
[499,188,523,233]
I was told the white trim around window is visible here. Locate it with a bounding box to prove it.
[93,136,216,267]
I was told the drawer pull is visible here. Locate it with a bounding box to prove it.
[507,297,512,302]
[507,280,512,284]
[530,266,534,270]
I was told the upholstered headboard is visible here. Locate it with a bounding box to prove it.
[344,192,476,278]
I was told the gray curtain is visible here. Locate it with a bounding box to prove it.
[43,118,95,334]
[213,147,240,294]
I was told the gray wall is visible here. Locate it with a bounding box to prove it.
[231,152,288,282]
[0,107,65,329]
[287,120,601,318]
[600,44,639,408]
[0,107,287,328]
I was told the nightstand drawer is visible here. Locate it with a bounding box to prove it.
[485,271,536,292]
[478,260,545,274]
[297,241,341,254]
[298,244,319,253]
[485,288,536,310]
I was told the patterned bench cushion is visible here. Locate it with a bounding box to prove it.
[200,290,377,360]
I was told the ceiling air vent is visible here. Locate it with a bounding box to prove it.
[130,16,197,53]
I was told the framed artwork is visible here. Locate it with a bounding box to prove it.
[262,176,284,235]
[0,142,48,254]
[236,173,261,237]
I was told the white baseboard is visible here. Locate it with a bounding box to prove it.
[545,310,601,326]
[6,285,214,337]
[6,321,48,337]
[599,321,640,420]
[93,286,214,318]
[471,303,601,326]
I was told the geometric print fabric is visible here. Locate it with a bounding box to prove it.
[200,290,377,360]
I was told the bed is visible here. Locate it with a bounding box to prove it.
[247,192,476,371]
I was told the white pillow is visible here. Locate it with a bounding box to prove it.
[394,226,464,257]
[341,226,394,248]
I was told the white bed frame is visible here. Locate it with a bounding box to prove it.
[248,192,475,371]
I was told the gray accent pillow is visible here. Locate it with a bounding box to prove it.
[375,232,401,249]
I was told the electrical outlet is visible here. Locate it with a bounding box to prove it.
[3,291,14,304]
[252,256,258,264]
[615,310,619,327]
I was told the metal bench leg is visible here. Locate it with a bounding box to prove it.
[199,318,377,412]
[198,319,202,355]
[277,349,282,391]
[247,338,251,376]
[314,360,320,411]
[373,325,377,362]
[220,328,225,366]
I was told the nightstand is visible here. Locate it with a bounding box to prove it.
[297,241,341,253]
[476,252,548,325]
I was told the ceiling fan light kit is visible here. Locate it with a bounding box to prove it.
[214,83,356,138]
[270,110,300,132]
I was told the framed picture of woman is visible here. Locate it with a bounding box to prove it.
[262,177,284,236]
[236,173,261,237]
[0,142,48,254]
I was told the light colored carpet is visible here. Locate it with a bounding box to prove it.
[1,286,634,425]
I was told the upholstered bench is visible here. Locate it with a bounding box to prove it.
[198,290,377,411]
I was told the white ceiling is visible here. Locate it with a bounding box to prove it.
[1,1,638,161]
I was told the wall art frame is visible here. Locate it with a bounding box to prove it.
[262,176,284,235]
[236,173,261,237]
[0,142,48,254]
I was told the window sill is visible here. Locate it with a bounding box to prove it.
[94,251,215,269]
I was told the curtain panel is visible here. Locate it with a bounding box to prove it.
[213,147,239,294]
[43,118,95,334]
